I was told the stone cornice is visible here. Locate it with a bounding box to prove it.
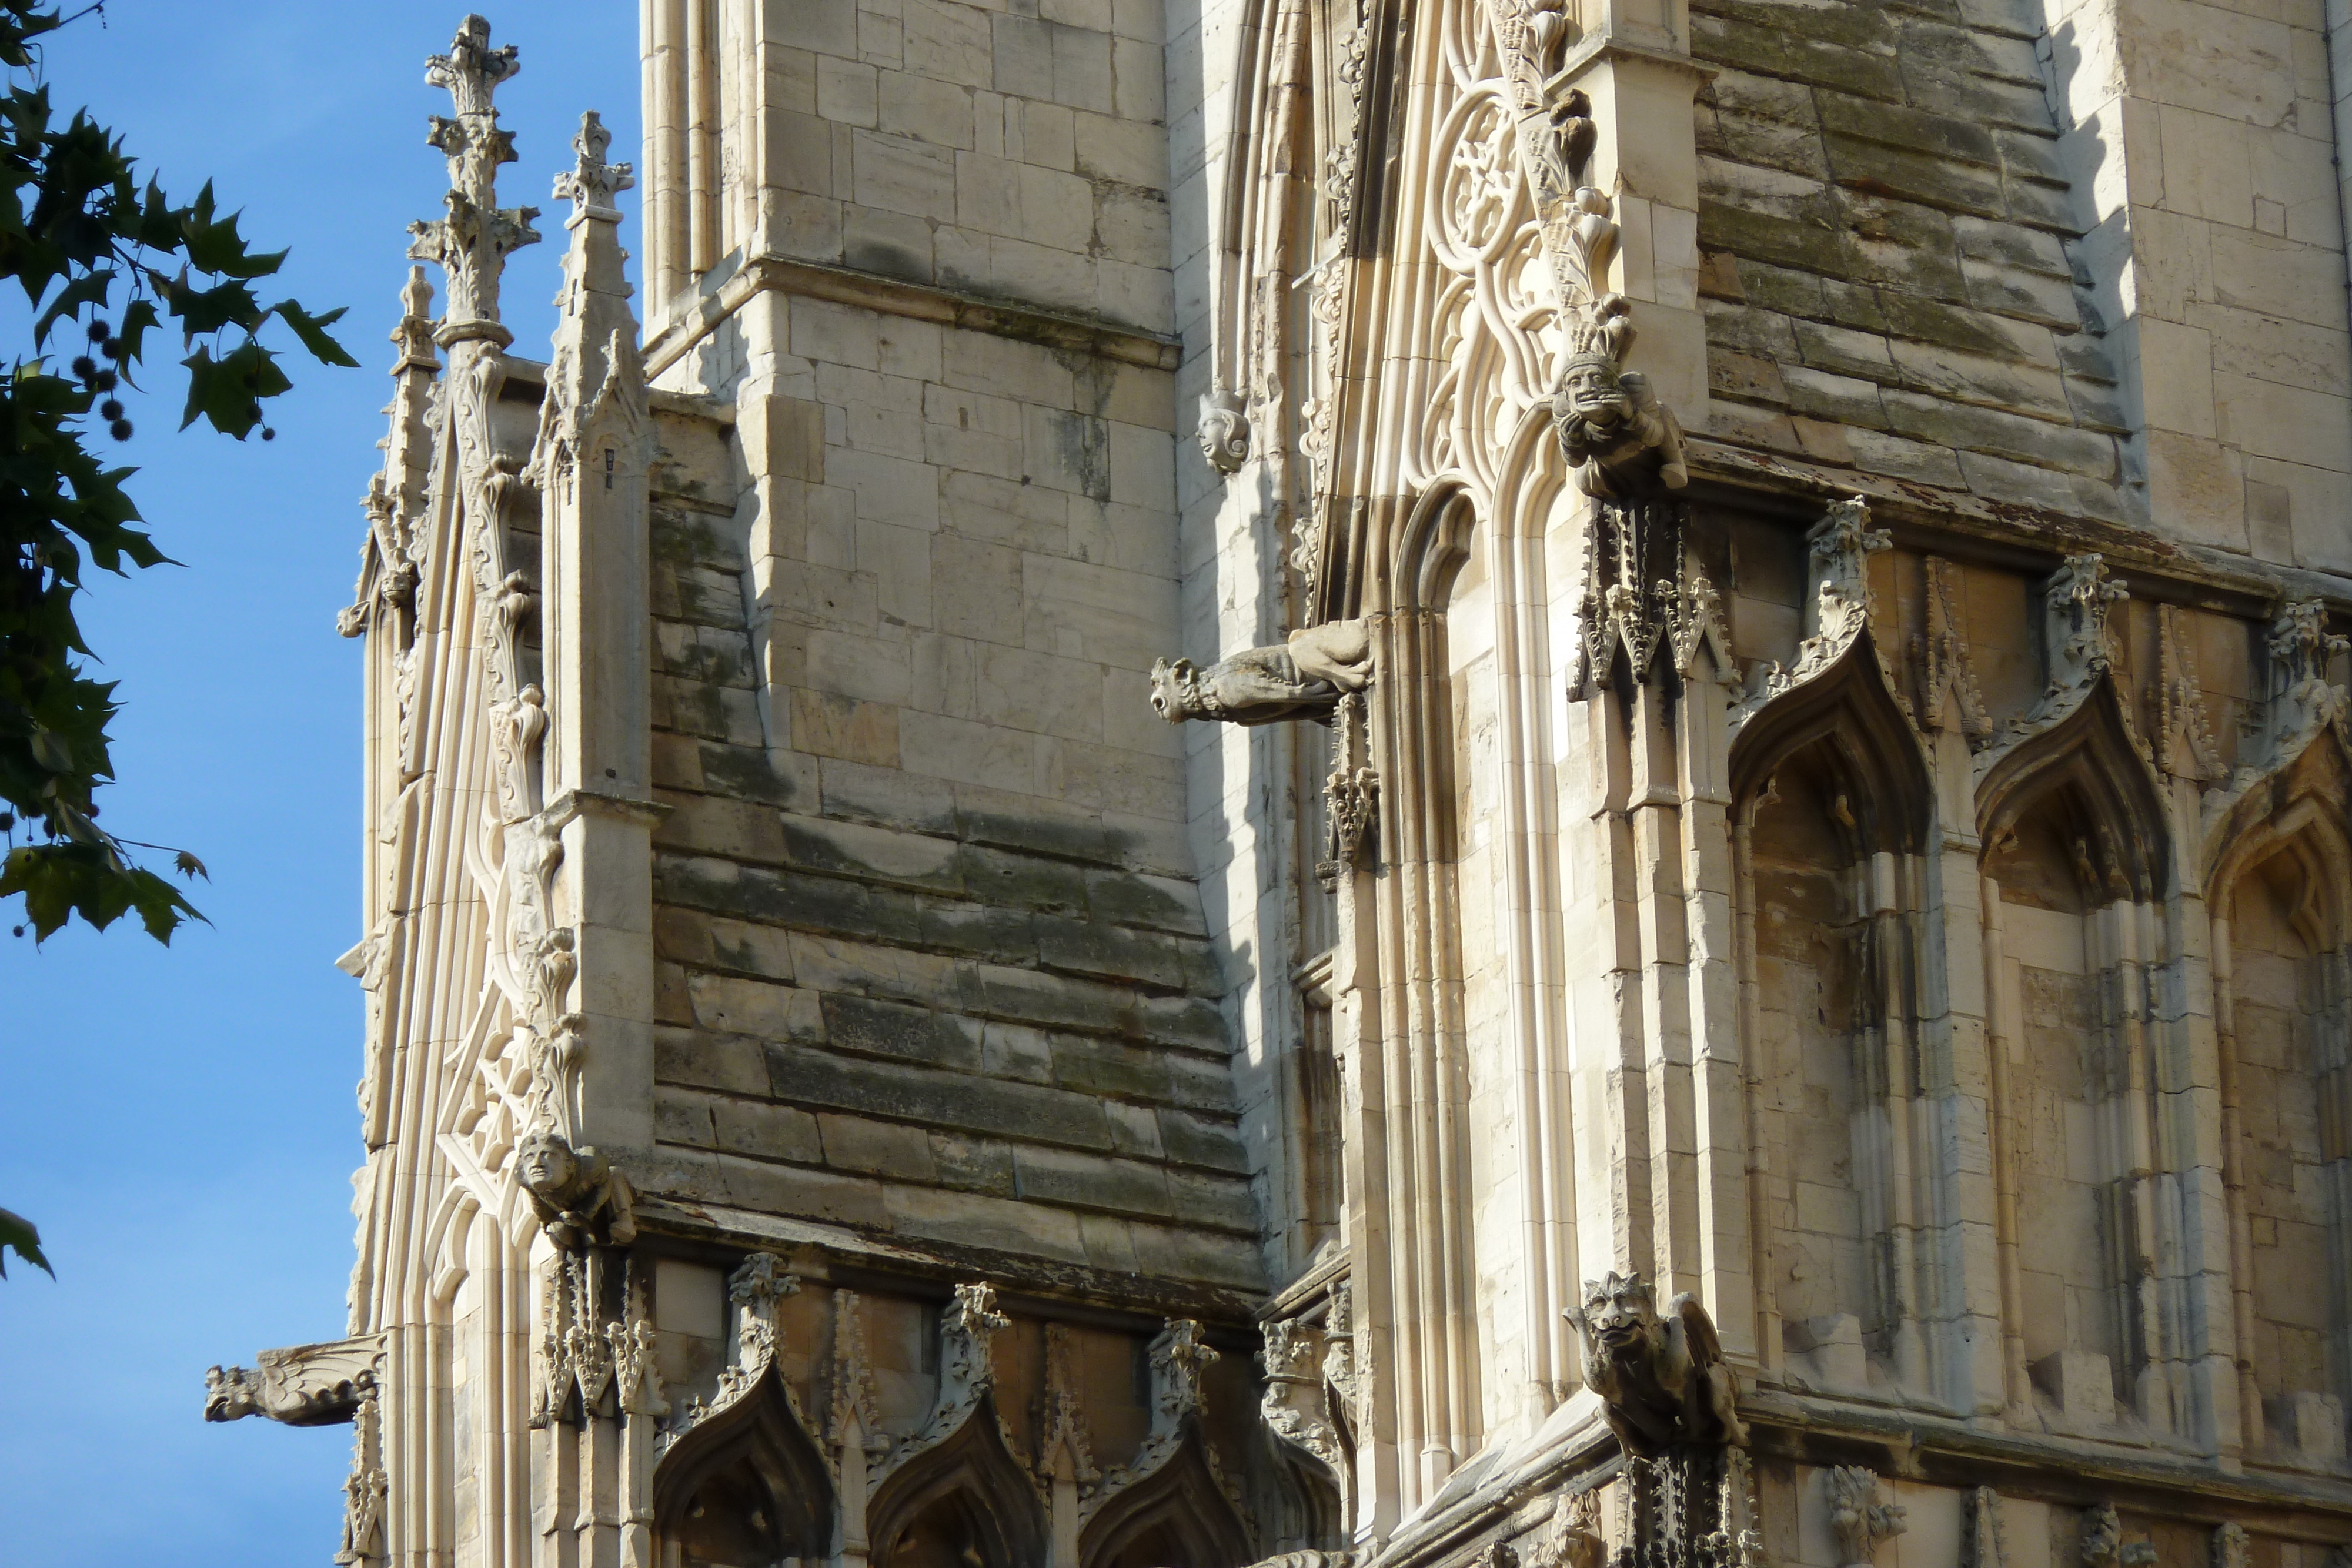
[627,1195,1264,1329]
[1376,1389,2352,1568]
[642,253,1184,379]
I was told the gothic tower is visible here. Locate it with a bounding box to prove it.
[209,6,2352,1568]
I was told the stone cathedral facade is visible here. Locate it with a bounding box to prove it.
[201,5,2352,1568]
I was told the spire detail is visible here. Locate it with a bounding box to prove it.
[406,14,540,344]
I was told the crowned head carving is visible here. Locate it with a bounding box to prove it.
[1552,296,1688,500]
[1197,388,1250,475]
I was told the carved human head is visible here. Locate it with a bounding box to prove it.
[1555,294,1635,429]
[1577,1271,1660,1347]
[1558,355,1630,427]
[516,1128,580,1199]
[1196,390,1250,475]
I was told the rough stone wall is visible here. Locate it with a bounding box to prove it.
[633,370,1264,1295]
[742,0,1175,333]
[1691,0,2129,520]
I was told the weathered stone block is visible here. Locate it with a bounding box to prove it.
[711,1097,828,1164]
[1014,1144,1172,1217]
[818,1111,941,1179]
[763,1039,1117,1150]
[656,1028,774,1096]
[821,992,985,1071]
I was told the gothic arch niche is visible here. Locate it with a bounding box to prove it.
[1730,620,1936,1398]
[1976,681,2177,1432]
[866,1401,1047,1568]
[1081,1440,1255,1568]
[2207,731,2352,1468]
[651,1365,833,1568]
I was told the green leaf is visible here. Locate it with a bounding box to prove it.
[0,842,203,943]
[271,300,358,368]
[32,265,112,346]
[28,726,70,771]
[0,1207,52,1280]
[176,181,287,280]
[178,339,288,437]
[156,266,265,340]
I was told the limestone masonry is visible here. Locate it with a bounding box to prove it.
[202,6,2352,1568]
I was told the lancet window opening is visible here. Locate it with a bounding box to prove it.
[2205,721,2352,1465]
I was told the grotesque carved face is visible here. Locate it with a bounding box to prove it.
[1561,358,1629,427]
[203,1365,259,1422]
[1148,657,1201,723]
[517,1130,577,1199]
[1579,1272,1660,1350]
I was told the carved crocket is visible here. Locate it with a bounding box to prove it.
[1563,1271,1745,1457]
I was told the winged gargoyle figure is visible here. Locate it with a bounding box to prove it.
[1563,1270,1746,1456]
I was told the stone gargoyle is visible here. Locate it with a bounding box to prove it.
[1551,295,1688,501]
[1150,618,1373,726]
[516,1126,637,1251]
[205,1334,384,1426]
[1563,1270,1745,1457]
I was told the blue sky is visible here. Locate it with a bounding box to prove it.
[0,5,639,1562]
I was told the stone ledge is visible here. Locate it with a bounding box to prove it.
[626,1193,1267,1323]
[643,253,1184,379]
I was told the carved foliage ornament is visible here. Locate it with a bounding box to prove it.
[1571,505,1730,698]
[2080,1503,2154,1568]
[666,1253,804,1445]
[1095,1318,1239,1519]
[1259,1318,1345,1483]
[2263,597,2350,756]
[1975,553,2131,784]
[1735,497,1892,728]
[336,1384,389,1568]
[1826,1466,1906,1568]
[875,1281,1025,1490]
